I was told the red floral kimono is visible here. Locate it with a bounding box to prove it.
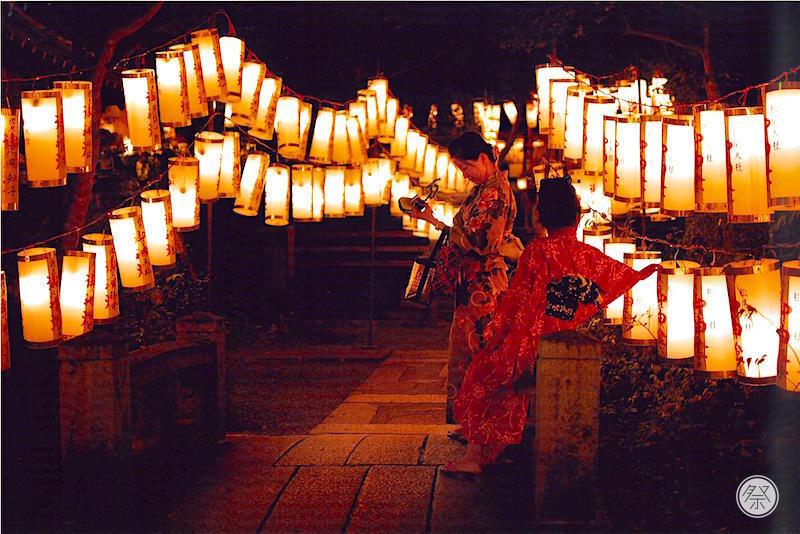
[453,227,655,445]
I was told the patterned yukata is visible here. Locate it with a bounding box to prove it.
[453,227,656,445]
[445,172,517,422]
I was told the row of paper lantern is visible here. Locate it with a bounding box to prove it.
[571,228,800,391]
[534,64,800,221]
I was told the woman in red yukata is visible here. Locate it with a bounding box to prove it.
[442,178,659,475]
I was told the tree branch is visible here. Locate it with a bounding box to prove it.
[624,27,703,55]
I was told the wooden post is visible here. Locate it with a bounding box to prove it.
[367,205,376,347]
[534,330,602,524]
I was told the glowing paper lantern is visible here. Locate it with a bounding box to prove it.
[428,201,446,241]
[169,43,208,118]
[764,81,800,210]
[20,90,66,187]
[436,151,451,183]
[583,96,615,179]
[292,164,314,221]
[503,101,518,125]
[421,144,437,186]
[345,165,365,216]
[60,250,95,339]
[1,271,8,369]
[691,266,737,378]
[218,36,244,102]
[367,76,389,127]
[324,166,346,218]
[640,114,663,208]
[400,129,419,173]
[249,76,282,140]
[656,260,699,363]
[694,104,728,212]
[603,239,636,324]
[603,114,617,197]
[661,116,695,216]
[413,215,429,238]
[358,89,379,139]
[348,100,367,140]
[109,206,154,291]
[1,108,20,210]
[391,116,409,157]
[194,131,224,202]
[218,131,241,199]
[536,64,573,133]
[233,152,269,216]
[263,164,290,226]
[17,247,61,347]
[613,114,642,202]
[414,134,429,175]
[548,78,576,150]
[299,101,313,157]
[154,49,191,128]
[526,97,539,129]
[140,189,176,268]
[190,29,227,101]
[168,157,200,231]
[231,61,266,127]
[379,97,399,143]
[120,70,161,152]
[362,158,386,207]
[311,167,325,222]
[725,259,780,384]
[330,110,351,164]
[778,260,800,391]
[53,81,93,172]
[81,233,120,324]
[564,85,592,165]
[725,107,770,223]
[582,225,611,251]
[309,107,335,164]
[623,251,661,345]
[275,96,304,159]
[390,172,411,217]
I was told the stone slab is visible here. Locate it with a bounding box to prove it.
[277,434,366,466]
[420,435,467,466]
[222,434,305,467]
[346,434,427,465]
[322,402,380,425]
[345,393,447,404]
[371,403,445,425]
[346,466,436,532]
[399,364,448,381]
[312,423,457,436]
[356,381,446,395]
[361,364,408,385]
[264,466,367,532]
[248,347,391,361]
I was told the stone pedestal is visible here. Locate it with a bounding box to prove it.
[534,330,601,524]
[176,311,226,441]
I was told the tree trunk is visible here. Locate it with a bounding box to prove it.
[60,2,162,250]
[700,20,719,99]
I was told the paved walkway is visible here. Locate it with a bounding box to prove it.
[165,350,538,532]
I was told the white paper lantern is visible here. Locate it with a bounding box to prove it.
[778,260,800,392]
[623,250,661,346]
[169,157,200,231]
[613,114,642,202]
[194,131,224,202]
[81,233,120,324]
[603,239,636,324]
[218,36,244,102]
[53,81,93,172]
[20,90,67,187]
[120,70,161,152]
[657,260,700,363]
[154,49,191,128]
[60,250,95,339]
[231,61,266,127]
[140,189,177,268]
[264,164,290,226]
[109,206,154,291]
[691,266,737,379]
[694,104,728,213]
[640,114,663,208]
[190,29,227,101]
[324,166,346,218]
[764,81,800,210]
[234,152,270,216]
[309,107,335,164]
[725,107,770,223]
[2,108,20,210]
[583,95,616,178]
[291,164,315,221]
[169,43,208,119]
[17,247,62,347]
[536,64,574,133]
[249,75,282,140]
[661,116,696,216]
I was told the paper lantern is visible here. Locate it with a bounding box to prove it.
[603,239,636,324]
[168,157,200,231]
[249,75,282,140]
[564,85,592,165]
[311,167,325,222]
[60,250,95,339]
[275,96,304,159]
[536,64,574,133]
[233,152,269,216]
[725,107,770,223]
[602,114,617,197]
[1,108,20,210]
[400,129,419,173]
[390,172,411,217]
[639,114,663,208]
[582,96,615,178]
[109,206,154,291]
[20,90,67,187]
[613,114,642,202]
[264,164,290,226]
[661,116,695,216]
[414,133,428,175]
[391,115,409,157]
[427,202,446,241]
[218,36,244,102]
[345,165,365,216]
[778,260,800,392]
[436,151,451,184]
[413,215,429,238]
[324,166,346,218]
[120,70,161,152]
[503,101,518,126]
[53,81,93,172]
[623,251,661,345]
[1,271,8,369]
[357,89,379,139]
[140,189,176,268]
[367,76,389,127]
[218,131,241,199]
[362,158,385,207]
[548,78,576,150]
[483,104,501,144]
[231,61,266,127]
[694,104,728,212]
[764,81,800,210]
[81,233,120,324]
[657,260,700,363]
[299,101,313,157]
[725,259,780,384]
[691,266,737,378]
[169,43,208,118]
[154,49,191,128]
[190,29,227,101]
[421,144,437,186]
[379,97,399,143]
[328,110,350,164]
[582,225,611,251]
[308,107,334,164]
[526,97,539,129]
[17,247,61,347]
[194,131,224,202]
[291,164,314,221]
[348,100,367,140]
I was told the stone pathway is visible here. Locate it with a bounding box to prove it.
[166,349,537,532]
